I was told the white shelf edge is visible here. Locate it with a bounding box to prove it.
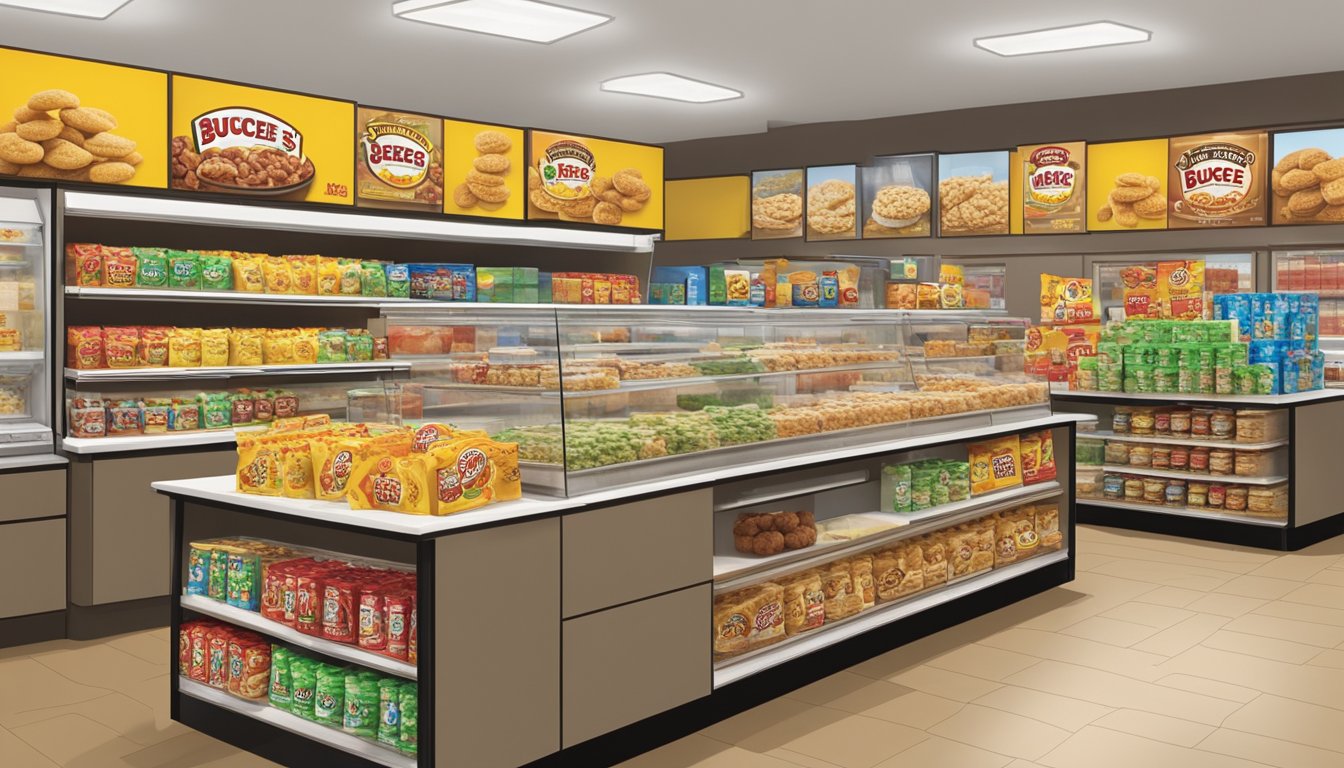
[712,482,1063,588]
[177,678,414,768]
[1054,388,1344,406]
[62,429,243,454]
[0,351,44,362]
[713,551,1070,688]
[63,190,656,253]
[65,361,410,382]
[66,285,418,307]
[1080,497,1288,528]
[180,595,416,680]
[1086,430,1287,451]
[1100,464,1286,486]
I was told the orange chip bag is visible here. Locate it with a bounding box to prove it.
[66,326,104,369]
[102,326,139,368]
[427,438,496,515]
[102,247,137,289]
[138,326,171,367]
[232,254,264,293]
[968,435,1023,495]
[236,435,282,495]
[286,255,318,295]
[348,452,433,514]
[262,255,292,294]
[169,328,203,367]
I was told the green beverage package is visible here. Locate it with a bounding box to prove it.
[343,674,379,738]
[288,657,317,719]
[133,247,168,287]
[314,664,346,726]
[201,253,234,291]
[399,683,418,755]
[377,679,402,747]
[361,261,388,297]
[268,646,291,711]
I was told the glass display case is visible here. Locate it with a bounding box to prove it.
[1272,250,1344,385]
[0,190,54,457]
[383,306,1051,497]
[1093,253,1253,321]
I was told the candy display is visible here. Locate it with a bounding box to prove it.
[65,388,299,438]
[713,501,1062,660]
[64,325,387,370]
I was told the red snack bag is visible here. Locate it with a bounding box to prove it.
[226,635,246,696]
[357,583,386,651]
[260,561,288,622]
[407,599,417,664]
[102,247,137,289]
[322,577,358,644]
[138,326,171,367]
[66,243,105,287]
[102,326,140,368]
[206,625,231,689]
[188,623,211,682]
[66,326,104,369]
[239,639,271,699]
[384,590,412,660]
[295,568,327,637]
[178,621,194,676]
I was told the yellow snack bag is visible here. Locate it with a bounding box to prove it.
[236,435,282,495]
[229,328,264,366]
[317,257,342,296]
[232,253,264,293]
[261,255,293,294]
[292,328,319,365]
[485,439,522,502]
[201,328,230,367]
[348,452,432,514]
[968,435,1023,495]
[311,437,361,500]
[281,442,315,499]
[262,330,296,365]
[410,422,486,452]
[286,255,318,295]
[168,327,202,367]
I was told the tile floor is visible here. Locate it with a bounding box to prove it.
[2,524,1343,767]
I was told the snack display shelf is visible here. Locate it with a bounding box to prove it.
[65,361,412,382]
[1080,497,1287,528]
[177,679,414,768]
[0,260,32,269]
[713,550,1070,688]
[1099,464,1287,485]
[62,428,246,454]
[180,594,417,680]
[1053,388,1344,407]
[1085,430,1287,451]
[0,241,40,248]
[0,438,56,458]
[712,481,1063,587]
[66,285,419,307]
[0,351,44,362]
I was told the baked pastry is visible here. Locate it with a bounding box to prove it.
[871,184,930,228]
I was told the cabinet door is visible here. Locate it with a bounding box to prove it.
[0,468,65,524]
[0,519,66,618]
[563,583,710,747]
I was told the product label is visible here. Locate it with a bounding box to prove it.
[1168,132,1267,228]
[1175,143,1254,210]
[192,107,302,157]
[539,139,594,198]
[1021,141,1085,233]
[363,121,433,189]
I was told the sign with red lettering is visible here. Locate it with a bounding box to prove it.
[356,107,443,211]
[1168,131,1267,228]
[1020,141,1086,233]
[526,129,664,230]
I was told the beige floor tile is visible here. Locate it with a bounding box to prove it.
[28,645,163,693]
[972,685,1113,732]
[0,659,109,720]
[816,682,964,730]
[115,732,288,768]
[1001,660,1242,726]
[118,674,170,716]
[1013,575,1156,633]
[1222,694,1344,753]
[1039,725,1267,768]
[8,713,141,766]
[1282,583,1344,610]
[1058,616,1159,647]
[784,672,876,707]
[885,665,1002,703]
[1184,593,1269,618]
[1083,559,1232,592]
[1099,601,1196,629]
[1005,762,1049,768]
[2,692,188,747]
[195,750,282,768]
[0,640,83,663]
[1201,630,1323,663]
[1306,648,1344,670]
[104,632,172,666]
[1079,529,1273,567]
[1155,674,1259,704]
[978,627,1166,680]
[1246,554,1338,582]
[621,734,798,768]
[1308,569,1344,587]
[765,747,844,767]
[928,704,1070,760]
[925,644,1041,682]
[1252,598,1344,628]
[700,697,820,752]
[1198,728,1344,768]
[778,714,927,768]
[1082,542,1259,575]
[1092,708,1215,747]
[1215,574,1308,600]
[0,726,59,767]
[1134,585,1207,609]
[1075,555,1120,572]
[1223,612,1344,648]
[1132,614,1230,657]
[1159,646,1344,711]
[874,735,1012,768]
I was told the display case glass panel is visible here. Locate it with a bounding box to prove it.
[0,190,53,456]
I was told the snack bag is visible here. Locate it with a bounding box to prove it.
[262,256,293,294]
[1158,260,1205,320]
[968,435,1023,495]
[286,255,318,295]
[385,263,410,299]
[236,436,282,495]
[143,398,171,433]
[311,437,360,501]
[201,328,230,367]
[317,329,348,362]
[837,267,860,308]
[1119,265,1160,318]
[232,254,264,293]
[66,243,104,287]
[102,326,139,368]
[169,328,203,368]
[202,393,232,429]
[346,329,374,362]
[338,260,363,295]
[200,252,234,291]
[171,398,201,431]
[102,247,137,289]
[133,247,168,288]
[230,391,255,425]
[746,583,787,651]
[229,329,264,366]
[1020,429,1057,485]
[361,262,388,297]
[136,326,170,367]
[348,452,432,514]
[107,400,143,435]
[281,442,315,499]
[168,250,201,290]
[293,329,319,365]
[427,438,498,515]
[253,390,275,424]
[483,439,522,501]
[317,257,342,296]
[262,330,296,365]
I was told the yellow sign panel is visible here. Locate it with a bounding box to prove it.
[442,119,525,220]
[0,46,166,188]
[665,176,749,240]
[170,75,353,205]
[1087,139,1169,230]
[526,130,663,230]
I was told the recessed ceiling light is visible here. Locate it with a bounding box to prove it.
[391,0,611,44]
[974,21,1151,57]
[0,0,133,18]
[601,73,742,104]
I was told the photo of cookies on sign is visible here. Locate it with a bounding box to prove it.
[860,154,933,239]
[455,130,513,210]
[937,151,1011,236]
[1085,138,1169,231]
[1097,173,1164,228]
[804,165,858,241]
[526,134,652,227]
[1270,128,1344,226]
[0,89,141,184]
[750,168,803,240]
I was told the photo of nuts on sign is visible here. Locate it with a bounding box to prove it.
[0,89,142,184]
[1270,127,1344,226]
[170,106,317,196]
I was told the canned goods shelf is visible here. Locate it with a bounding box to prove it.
[1099,464,1287,486]
[1086,430,1287,451]
[181,595,417,680]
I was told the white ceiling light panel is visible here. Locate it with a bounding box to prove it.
[974,21,1151,56]
[601,72,742,103]
[391,0,611,43]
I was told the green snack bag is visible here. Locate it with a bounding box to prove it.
[343,674,379,738]
[398,683,418,755]
[385,263,410,299]
[268,646,291,711]
[317,330,348,363]
[345,329,374,362]
[377,679,402,747]
[946,461,971,501]
[201,254,234,291]
[910,467,936,510]
[881,464,912,513]
[288,657,317,719]
[314,664,346,726]
[202,393,232,430]
[167,250,201,290]
[207,546,229,601]
[361,261,388,297]
[708,264,727,305]
[133,247,168,288]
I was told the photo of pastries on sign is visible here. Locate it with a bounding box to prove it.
[751,168,803,239]
[860,154,933,238]
[527,136,652,226]
[805,165,858,241]
[170,135,315,193]
[1271,128,1344,225]
[0,89,142,183]
[937,152,1010,236]
[455,129,513,210]
[1097,172,1164,228]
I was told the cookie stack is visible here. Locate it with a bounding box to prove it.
[0,88,140,183]
[806,180,857,236]
[453,130,512,209]
[527,166,650,225]
[1273,148,1344,223]
[1097,174,1164,227]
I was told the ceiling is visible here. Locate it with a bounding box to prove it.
[2,0,1342,144]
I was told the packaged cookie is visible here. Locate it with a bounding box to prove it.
[778,570,825,636]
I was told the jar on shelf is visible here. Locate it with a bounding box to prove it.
[1103,474,1125,499]
[1170,447,1190,471]
[1143,477,1166,504]
[1129,444,1153,468]
[1209,449,1235,476]
[1225,486,1249,512]
[1189,447,1211,473]
[1131,409,1156,436]
[1151,447,1172,469]
[1124,477,1144,500]
[1207,483,1227,509]
[1191,409,1212,438]
[1170,409,1193,437]
[1165,480,1187,507]
[1154,410,1172,436]
[1210,409,1236,440]
[1187,481,1209,507]
[1104,441,1131,464]
[1112,410,1132,434]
